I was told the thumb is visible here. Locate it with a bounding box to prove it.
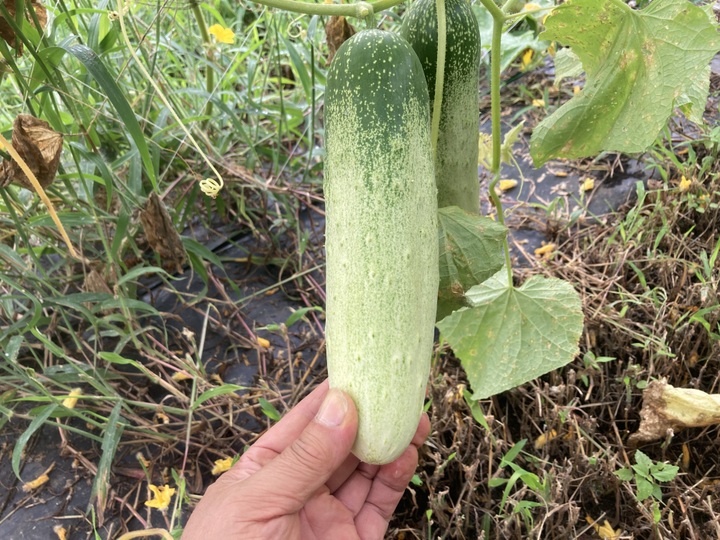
[247,388,358,509]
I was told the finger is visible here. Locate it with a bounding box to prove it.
[334,413,430,515]
[225,380,331,483]
[326,452,361,493]
[241,388,359,512]
[253,379,330,453]
[354,443,420,539]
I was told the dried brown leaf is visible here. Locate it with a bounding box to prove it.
[0,115,62,190]
[139,193,187,273]
[629,379,720,445]
[325,16,355,65]
[0,0,47,54]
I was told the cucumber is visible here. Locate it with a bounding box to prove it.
[324,29,439,465]
[401,0,481,213]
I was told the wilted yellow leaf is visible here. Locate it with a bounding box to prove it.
[534,429,558,449]
[681,442,690,470]
[62,387,82,409]
[580,177,595,192]
[211,457,235,475]
[53,525,67,540]
[22,463,55,492]
[208,24,235,44]
[497,179,518,192]
[136,452,150,468]
[171,371,193,382]
[145,484,176,511]
[532,99,545,108]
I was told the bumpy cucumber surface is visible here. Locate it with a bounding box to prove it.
[401,0,481,213]
[324,29,439,465]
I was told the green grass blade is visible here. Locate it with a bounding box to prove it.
[89,402,124,512]
[63,43,158,193]
[192,384,246,409]
[12,404,60,479]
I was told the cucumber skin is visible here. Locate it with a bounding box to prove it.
[324,30,439,465]
[401,0,481,214]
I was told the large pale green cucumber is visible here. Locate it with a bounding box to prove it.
[324,30,439,465]
[400,0,481,214]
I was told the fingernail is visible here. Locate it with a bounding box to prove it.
[315,389,347,427]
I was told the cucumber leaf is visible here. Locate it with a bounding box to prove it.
[530,0,720,166]
[438,270,583,399]
[437,206,506,320]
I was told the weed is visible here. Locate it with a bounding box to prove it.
[615,450,679,523]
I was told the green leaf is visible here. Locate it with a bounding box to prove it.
[473,5,548,72]
[553,47,583,87]
[677,64,710,126]
[614,467,634,482]
[285,306,323,328]
[437,207,507,319]
[652,464,679,482]
[258,397,281,421]
[530,0,720,166]
[634,449,652,470]
[636,476,654,501]
[438,271,583,399]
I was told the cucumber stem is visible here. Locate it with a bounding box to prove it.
[430,0,446,160]
[246,0,403,18]
[482,0,513,284]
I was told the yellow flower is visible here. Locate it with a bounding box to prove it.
[585,516,621,539]
[145,484,176,511]
[534,243,556,259]
[532,98,545,108]
[521,49,534,69]
[211,457,235,475]
[580,177,595,193]
[257,337,271,349]
[208,24,235,45]
[678,175,692,192]
[62,388,83,409]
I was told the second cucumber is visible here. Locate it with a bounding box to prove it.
[401,0,481,214]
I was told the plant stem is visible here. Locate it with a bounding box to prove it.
[431,0,446,160]
[247,0,401,18]
[481,0,513,284]
[190,2,214,124]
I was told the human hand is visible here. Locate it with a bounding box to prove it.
[182,379,430,540]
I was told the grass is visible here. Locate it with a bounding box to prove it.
[1,0,720,538]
